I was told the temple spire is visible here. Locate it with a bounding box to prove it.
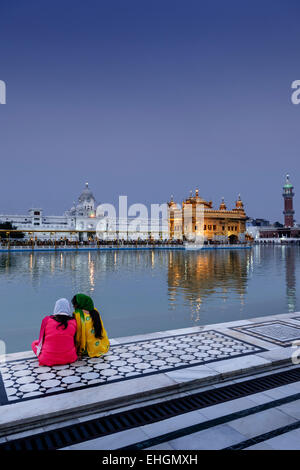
[219,197,227,210]
[235,194,244,210]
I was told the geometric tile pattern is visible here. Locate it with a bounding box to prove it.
[0,330,265,406]
[231,321,300,347]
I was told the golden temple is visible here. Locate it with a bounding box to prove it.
[168,189,248,243]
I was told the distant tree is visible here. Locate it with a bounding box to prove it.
[273,221,284,228]
[0,222,24,239]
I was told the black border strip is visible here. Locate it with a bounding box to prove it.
[230,321,300,347]
[1,330,266,406]
[0,368,8,405]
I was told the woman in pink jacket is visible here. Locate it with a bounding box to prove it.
[32,298,77,366]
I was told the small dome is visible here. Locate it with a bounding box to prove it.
[185,190,212,207]
[219,197,227,210]
[284,174,293,189]
[78,182,95,203]
[168,195,178,209]
[235,194,244,209]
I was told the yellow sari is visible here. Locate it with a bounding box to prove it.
[74,308,110,358]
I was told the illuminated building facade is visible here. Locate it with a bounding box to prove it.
[168,189,248,243]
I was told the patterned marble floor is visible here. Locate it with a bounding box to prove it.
[231,321,300,347]
[0,330,265,405]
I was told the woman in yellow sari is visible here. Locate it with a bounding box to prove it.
[72,293,110,358]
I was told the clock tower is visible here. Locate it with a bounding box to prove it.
[283,174,295,228]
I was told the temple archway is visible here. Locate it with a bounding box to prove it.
[229,234,238,244]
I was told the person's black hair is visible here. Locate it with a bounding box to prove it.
[89,310,103,339]
[72,295,103,339]
[71,295,78,309]
[51,314,74,330]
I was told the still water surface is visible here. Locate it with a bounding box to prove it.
[0,246,299,353]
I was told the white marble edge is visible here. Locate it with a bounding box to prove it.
[246,312,300,323]
[221,329,280,350]
[4,311,300,361]
[0,372,180,431]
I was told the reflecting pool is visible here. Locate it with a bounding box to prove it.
[0,245,299,353]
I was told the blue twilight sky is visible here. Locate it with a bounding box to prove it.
[0,0,299,222]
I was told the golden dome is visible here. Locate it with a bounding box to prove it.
[185,189,212,208]
[168,195,178,208]
[219,197,227,210]
[235,194,244,210]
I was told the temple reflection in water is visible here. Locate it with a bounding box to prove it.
[167,250,250,321]
[0,246,298,352]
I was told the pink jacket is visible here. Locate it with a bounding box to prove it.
[32,316,77,366]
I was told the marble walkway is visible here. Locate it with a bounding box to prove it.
[61,363,300,451]
[1,311,300,444]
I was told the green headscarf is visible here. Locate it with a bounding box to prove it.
[75,293,94,312]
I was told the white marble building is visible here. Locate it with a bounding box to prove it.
[0,207,76,240]
[0,183,168,241]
